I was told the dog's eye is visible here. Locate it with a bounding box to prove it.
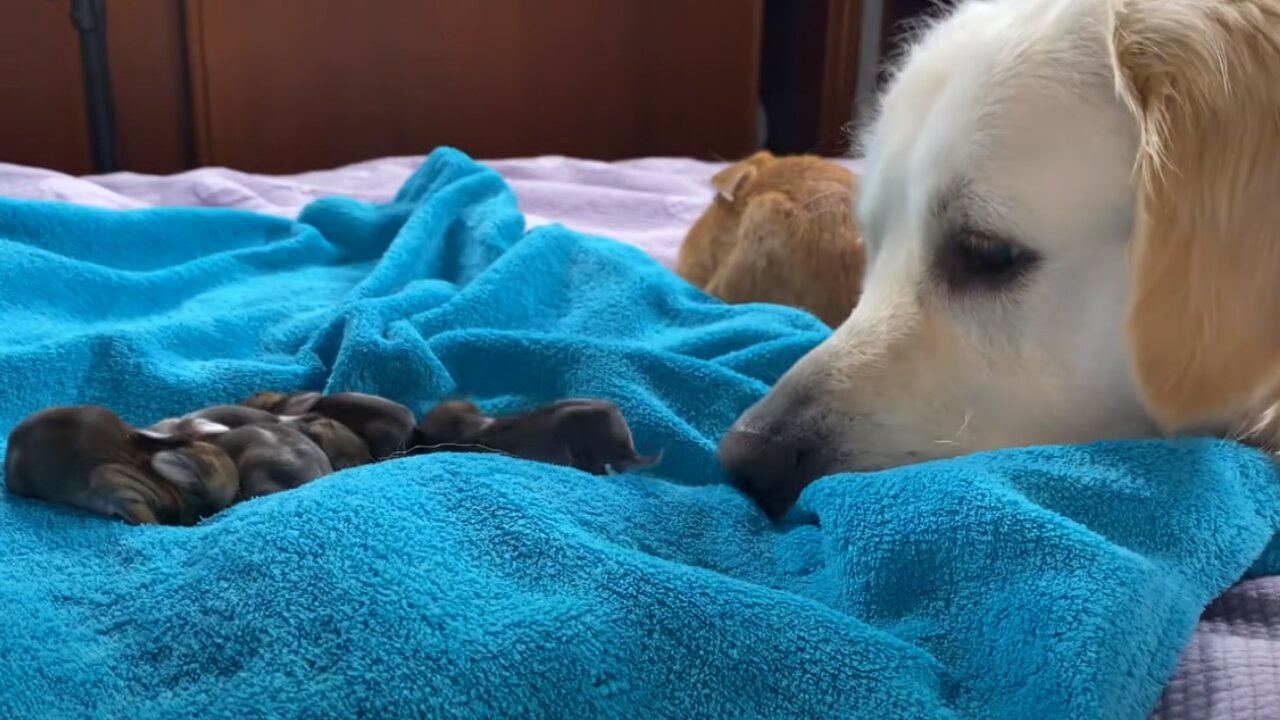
[938,230,1038,292]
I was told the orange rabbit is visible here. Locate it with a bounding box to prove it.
[677,151,865,327]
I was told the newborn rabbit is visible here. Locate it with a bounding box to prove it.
[155,402,372,473]
[149,404,282,436]
[285,414,373,471]
[209,422,334,500]
[4,405,239,525]
[677,151,865,327]
[244,391,419,460]
[419,399,660,475]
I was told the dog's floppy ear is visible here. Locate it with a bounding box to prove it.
[1111,0,1280,440]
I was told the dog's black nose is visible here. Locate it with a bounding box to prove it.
[718,427,828,520]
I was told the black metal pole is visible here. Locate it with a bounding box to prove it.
[69,0,118,173]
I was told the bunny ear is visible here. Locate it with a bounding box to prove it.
[184,419,230,438]
[710,151,772,203]
[286,392,324,413]
[151,450,205,489]
[1111,0,1280,439]
[131,429,192,451]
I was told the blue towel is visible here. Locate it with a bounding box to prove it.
[0,148,1277,720]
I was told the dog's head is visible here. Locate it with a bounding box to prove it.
[720,0,1280,519]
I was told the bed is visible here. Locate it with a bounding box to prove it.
[0,153,1276,720]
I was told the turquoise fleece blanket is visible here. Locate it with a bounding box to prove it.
[0,148,1277,720]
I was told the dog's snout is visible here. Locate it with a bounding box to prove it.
[718,426,828,520]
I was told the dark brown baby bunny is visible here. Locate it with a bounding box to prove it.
[149,404,282,436]
[419,399,661,475]
[148,404,370,472]
[283,414,373,471]
[4,405,239,526]
[244,391,419,460]
[419,399,494,445]
[677,151,865,327]
[209,423,334,500]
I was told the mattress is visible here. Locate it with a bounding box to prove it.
[0,154,1276,720]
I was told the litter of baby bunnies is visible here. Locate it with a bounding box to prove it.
[3,392,658,526]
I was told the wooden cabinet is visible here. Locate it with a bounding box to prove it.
[0,1,95,174]
[0,0,881,175]
[0,0,193,174]
[186,0,763,172]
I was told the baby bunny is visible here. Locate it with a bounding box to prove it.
[284,414,373,471]
[244,391,419,461]
[208,422,334,500]
[419,399,660,475]
[148,404,282,436]
[4,405,239,525]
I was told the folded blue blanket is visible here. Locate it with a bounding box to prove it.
[0,148,1277,720]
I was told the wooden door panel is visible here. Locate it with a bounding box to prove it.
[0,1,92,173]
[185,0,764,173]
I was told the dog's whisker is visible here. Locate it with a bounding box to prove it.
[383,442,518,462]
[932,410,974,447]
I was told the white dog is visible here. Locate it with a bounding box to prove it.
[720,0,1280,519]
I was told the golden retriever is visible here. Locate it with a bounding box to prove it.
[720,0,1280,518]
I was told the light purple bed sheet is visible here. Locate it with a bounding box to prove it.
[0,154,1276,720]
[0,155,734,269]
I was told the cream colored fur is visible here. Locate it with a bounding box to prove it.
[730,0,1280,471]
[1113,0,1280,445]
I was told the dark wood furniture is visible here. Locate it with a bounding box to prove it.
[0,0,192,174]
[760,0,864,156]
[0,0,914,175]
[185,0,762,172]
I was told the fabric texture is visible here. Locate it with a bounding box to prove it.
[0,154,864,269]
[0,148,1278,719]
[1152,577,1280,720]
